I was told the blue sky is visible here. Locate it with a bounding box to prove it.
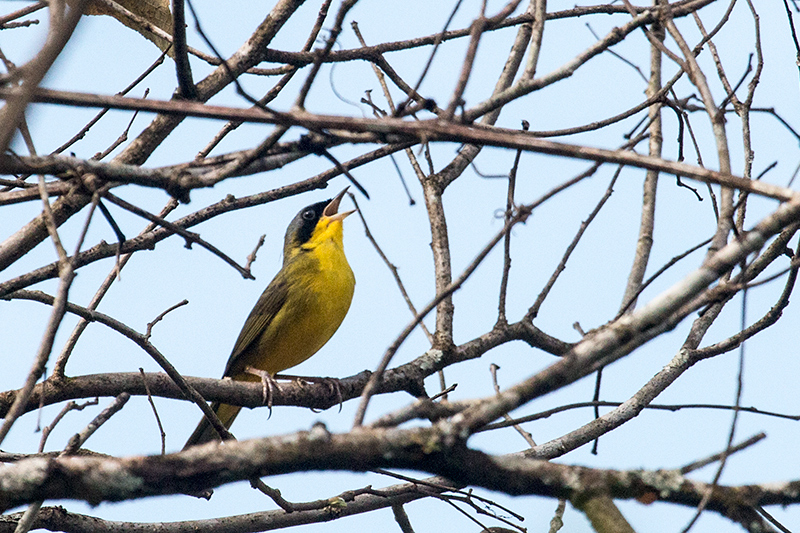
[2,1,799,532]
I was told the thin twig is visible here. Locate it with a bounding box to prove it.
[0,2,46,26]
[139,368,166,455]
[490,364,536,447]
[497,122,524,325]
[528,165,623,319]
[37,399,99,452]
[244,234,267,273]
[145,300,189,341]
[679,432,766,474]
[102,192,255,279]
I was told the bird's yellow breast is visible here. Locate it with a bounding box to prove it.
[233,218,355,378]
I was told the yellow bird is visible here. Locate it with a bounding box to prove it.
[184,188,356,448]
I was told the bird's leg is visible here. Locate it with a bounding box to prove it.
[275,374,344,413]
[244,366,279,417]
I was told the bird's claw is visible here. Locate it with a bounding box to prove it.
[244,366,279,418]
[322,377,344,413]
[280,374,343,413]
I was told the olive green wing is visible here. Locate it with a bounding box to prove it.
[222,274,289,377]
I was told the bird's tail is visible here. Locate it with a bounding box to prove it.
[183,402,242,449]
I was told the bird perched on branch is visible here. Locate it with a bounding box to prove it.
[184,188,356,448]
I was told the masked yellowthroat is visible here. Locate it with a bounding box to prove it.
[184,188,356,448]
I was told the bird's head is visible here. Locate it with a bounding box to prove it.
[284,188,355,259]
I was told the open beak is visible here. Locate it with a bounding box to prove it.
[323,187,356,222]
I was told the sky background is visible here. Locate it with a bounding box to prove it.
[2,1,800,532]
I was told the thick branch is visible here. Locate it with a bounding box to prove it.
[0,425,796,520]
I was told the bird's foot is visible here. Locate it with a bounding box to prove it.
[276,374,343,413]
[321,377,344,413]
[244,366,279,418]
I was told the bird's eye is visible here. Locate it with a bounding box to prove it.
[302,209,315,221]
